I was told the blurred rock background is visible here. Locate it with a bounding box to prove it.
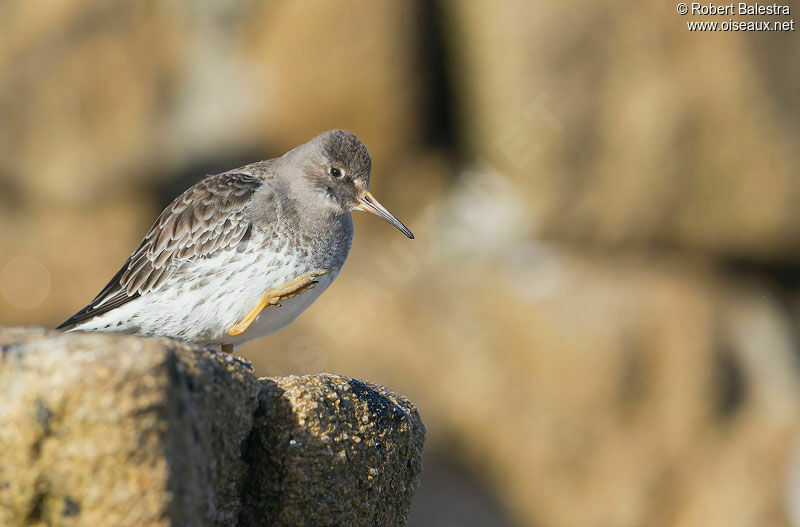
[2,1,800,526]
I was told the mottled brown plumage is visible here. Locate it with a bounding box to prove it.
[59,173,264,330]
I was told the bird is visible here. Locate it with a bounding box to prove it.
[57,129,414,353]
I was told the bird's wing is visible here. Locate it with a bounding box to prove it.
[57,172,264,330]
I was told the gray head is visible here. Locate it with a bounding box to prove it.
[286,129,413,239]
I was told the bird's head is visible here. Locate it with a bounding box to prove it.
[290,129,413,239]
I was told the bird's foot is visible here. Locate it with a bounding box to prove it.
[226,269,328,336]
[221,343,234,353]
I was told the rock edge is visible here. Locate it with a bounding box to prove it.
[0,327,425,527]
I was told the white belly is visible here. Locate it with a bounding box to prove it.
[72,232,343,347]
[217,269,337,346]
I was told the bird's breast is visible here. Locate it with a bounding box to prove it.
[265,213,353,271]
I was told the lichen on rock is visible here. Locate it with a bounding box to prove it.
[239,374,424,526]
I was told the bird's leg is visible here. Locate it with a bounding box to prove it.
[221,344,233,353]
[227,269,328,337]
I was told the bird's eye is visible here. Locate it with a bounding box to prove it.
[329,167,343,178]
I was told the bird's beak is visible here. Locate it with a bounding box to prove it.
[354,191,414,239]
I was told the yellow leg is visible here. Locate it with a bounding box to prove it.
[227,269,327,337]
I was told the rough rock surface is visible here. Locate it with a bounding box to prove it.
[240,375,425,527]
[0,328,261,527]
[0,327,424,527]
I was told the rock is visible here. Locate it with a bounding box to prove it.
[441,0,800,262]
[239,374,425,527]
[0,327,424,526]
[0,329,261,527]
